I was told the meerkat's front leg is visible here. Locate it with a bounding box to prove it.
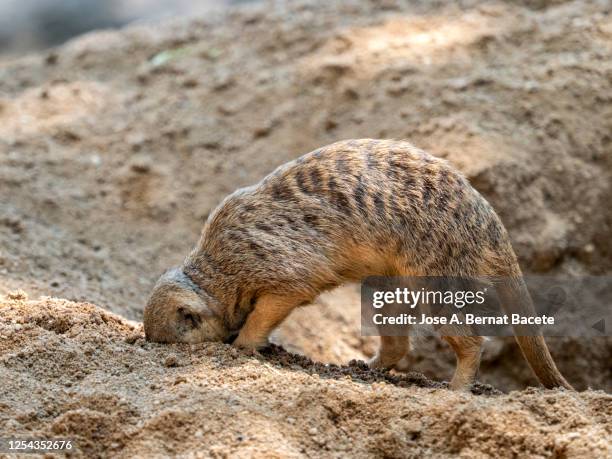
[233,294,296,349]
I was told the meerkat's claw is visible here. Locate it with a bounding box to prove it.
[232,335,269,350]
[368,355,411,372]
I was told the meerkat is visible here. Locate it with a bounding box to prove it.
[144,139,572,391]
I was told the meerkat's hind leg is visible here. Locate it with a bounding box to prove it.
[368,336,410,370]
[442,335,484,391]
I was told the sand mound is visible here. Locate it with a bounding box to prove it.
[1,295,610,457]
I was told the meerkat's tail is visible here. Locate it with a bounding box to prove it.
[495,276,574,390]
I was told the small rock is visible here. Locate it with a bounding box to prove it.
[45,53,59,65]
[124,333,141,345]
[253,122,273,138]
[163,355,179,367]
[227,347,239,358]
[386,81,410,96]
[314,437,327,446]
[213,73,235,91]
[1,217,24,234]
[129,155,153,174]
[324,118,338,131]
[217,104,238,116]
[182,78,199,88]
[319,55,354,74]
[203,346,216,356]
[126,132,147,149]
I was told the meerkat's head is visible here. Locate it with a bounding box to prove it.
[144,267,232,344]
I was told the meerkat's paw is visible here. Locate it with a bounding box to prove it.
[232,334,269,350]
[447,370,476,391]
[368,354,398,370]
[448,380,472,392]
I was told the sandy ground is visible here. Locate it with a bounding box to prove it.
[0,0,611,456]
[1,295,610,458]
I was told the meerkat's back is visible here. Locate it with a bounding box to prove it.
[202,139,513,282]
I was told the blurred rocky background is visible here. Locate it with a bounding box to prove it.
[0,0,256,56]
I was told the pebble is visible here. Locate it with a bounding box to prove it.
[163,355,179,367]
[124,333,141,344]
[129,155,153,174]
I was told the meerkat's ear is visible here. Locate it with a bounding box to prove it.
[177,306,202,329]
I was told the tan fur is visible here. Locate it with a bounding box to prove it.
[143,139,572,391]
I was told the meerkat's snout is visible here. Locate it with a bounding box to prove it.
[143,268,230,344]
